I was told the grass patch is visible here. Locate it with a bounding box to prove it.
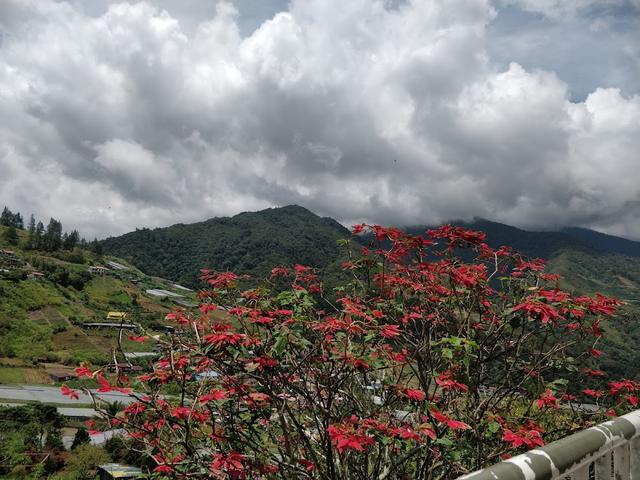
[0,367,26,384]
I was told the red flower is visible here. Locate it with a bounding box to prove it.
[583,389,603,398]
[327,424,375,453]
[352,224,366,235]
[435,371,469,392]
[60,385,79,400]
[74,366,95,378]
[199,389,228,404]
[392,426,421,442]
[271,267,290,277]
[405,389,426,401]
[127,335,148,343]
[154,465,174,473]
[199,304,218,314]
[170,406,192,420]
[299,459,315,472]
[251,316,274,326]
[431,410,471,430]
[535,390,558,409]
[96,374,131,394]
[203,331,246,347]
[502,426,544,449]
[211,451,246,475]
[513,299,560,325]
[380,324,401,338]
[165,312,189,324]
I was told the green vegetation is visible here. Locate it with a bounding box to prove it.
[0,404,65,478]
[0,367,25,384]
[101,205,351,287]
[101,207,640,380]
[0,222,195,373]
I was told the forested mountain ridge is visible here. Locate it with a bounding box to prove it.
[102,208,640,290]
[100,205,351,288]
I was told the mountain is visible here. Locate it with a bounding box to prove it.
[562,226,640,258]
[407,219,598,259]
[100,208,640,378]
[101,205,351,288]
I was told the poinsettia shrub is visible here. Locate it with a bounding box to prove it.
[66,225,635,479]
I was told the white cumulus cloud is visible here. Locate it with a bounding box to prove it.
[0,0,639,239]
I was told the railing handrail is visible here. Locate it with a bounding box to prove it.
[459,410,640,479]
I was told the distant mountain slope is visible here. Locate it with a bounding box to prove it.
[562,227,640,258]
[407,219,598,259]
[101,205,352,287]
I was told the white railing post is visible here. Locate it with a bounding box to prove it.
[595,451,612,480]
[631,437,640,479]
[615,444,631,480]
[571,464,590,480]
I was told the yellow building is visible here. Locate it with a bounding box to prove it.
[106,311,126,321]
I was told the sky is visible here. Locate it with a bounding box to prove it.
[0,0,639,240]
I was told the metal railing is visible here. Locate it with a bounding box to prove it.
[459,410,640,480]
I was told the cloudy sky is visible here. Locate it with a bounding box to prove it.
[1,0,639,239]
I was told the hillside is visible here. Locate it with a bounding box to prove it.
[100,209,640,377]
[0,224,197,385]
[101,205,351,288]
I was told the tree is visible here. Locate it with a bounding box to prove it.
[71,427,90,450]
[63,230,80,250]
[69,225,628,479]
[0,207,12,227]
[44,426,63,450]
[64,444,111,480]
[2,226,18,246]
[34,222,45,250]
[44,218,63,251]
[26,215,36,249]
[89,238,103,255]
[0,207,23,229]
[12,212,23,229]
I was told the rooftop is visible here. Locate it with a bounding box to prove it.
[146,288,184,298]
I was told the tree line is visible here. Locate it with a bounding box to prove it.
[1,205,102,254]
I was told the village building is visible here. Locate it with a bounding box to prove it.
[108,363,143,373]
[57,407,99,423]
[49,372,76,382]
[89,265,109,275]
[106,261,129,271]
[123,352,157,359]
[27,271,45,280]
[0,249,22,269]
[106,311,127,321]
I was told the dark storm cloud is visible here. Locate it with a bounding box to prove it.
[0,0,639,240]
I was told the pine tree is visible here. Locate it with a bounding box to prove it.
[26,214,36,249]
[12,212,23,229]
[0,206,12,227]
[44,218,63,251]
[90,238,103,255]
[2,226,19,245]
[63,229,80,250]
[34,221,45,250]
[71,427,90,450]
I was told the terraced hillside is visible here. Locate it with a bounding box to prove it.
[0,225,197,385]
